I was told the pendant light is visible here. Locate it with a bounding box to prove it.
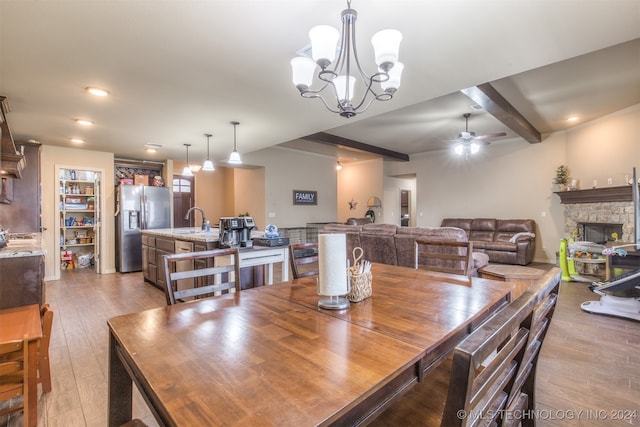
[202,133,215,171]
[336,160,343,171]
[228,121,242,165]
[182,143,193,176]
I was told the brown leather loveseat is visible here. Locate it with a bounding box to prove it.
[440,218,536,265]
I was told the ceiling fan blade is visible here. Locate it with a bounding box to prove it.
[475,132,507,140]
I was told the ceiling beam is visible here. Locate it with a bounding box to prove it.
[303,132,410,162]
[461,83,542,143]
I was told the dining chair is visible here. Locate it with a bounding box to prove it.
[370,268,561,427]
[0,336,30,426]
[289,242,319,279]
[415,239,473,277]
[38,304,54,393]
[163,248,241,305]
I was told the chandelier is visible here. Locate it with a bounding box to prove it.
[290,0,403,118]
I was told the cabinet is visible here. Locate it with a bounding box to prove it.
[153,236,176,291]
[0,254,45,309]
[0,141,41,231]
[59,168,100,270]
[141,235,156,283]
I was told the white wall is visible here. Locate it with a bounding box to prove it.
[337,158,384,222]
[381,103,640,263]
[566,104,640,187]
[42,145,115,280]
[243,146,338,227]
[384,132,567,263]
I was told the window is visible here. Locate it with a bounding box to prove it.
[173,178,191,193]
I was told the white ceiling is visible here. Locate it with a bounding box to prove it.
[1,1,639,165]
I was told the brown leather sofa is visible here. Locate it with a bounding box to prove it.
[345,217,373,226]
[440,218,536,265]
[320,223,490,276]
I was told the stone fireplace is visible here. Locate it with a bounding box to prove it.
[557,186,636,243]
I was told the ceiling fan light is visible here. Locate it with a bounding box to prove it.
[371,29,402,68]
[291,57,316,90]
[470,142,480,154]
[309,25,340,66]
[335,75,356,102]
[454,144,464,156]
[381,61,404,92]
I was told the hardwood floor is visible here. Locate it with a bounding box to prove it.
[1,266,639,426]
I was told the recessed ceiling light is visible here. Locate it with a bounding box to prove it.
[144,143,162,153]
[75,119,94,126]
[70,138,85,143]
[85,86,110,97]
[567,116,579,122]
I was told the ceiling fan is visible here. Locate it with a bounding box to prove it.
[453,113,506,159]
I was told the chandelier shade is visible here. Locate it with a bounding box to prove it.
[309,25,340,64]
[290,0,403,118]
[371,29,402,67]
[182,143,193,176]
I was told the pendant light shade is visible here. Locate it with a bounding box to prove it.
[182,143,193,176]
[228,121,242,165]
[202,133,215,171]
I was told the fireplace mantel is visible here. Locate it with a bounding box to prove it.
[554,185,637,204]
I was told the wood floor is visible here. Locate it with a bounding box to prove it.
[1,266,639,426]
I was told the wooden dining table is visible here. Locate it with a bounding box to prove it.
[108,263,514,426]
[0,304,43,427]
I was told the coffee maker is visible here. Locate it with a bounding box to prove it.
[218,217,244,248]
[240,217,256,248]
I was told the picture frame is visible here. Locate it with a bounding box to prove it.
[293,190,317,205]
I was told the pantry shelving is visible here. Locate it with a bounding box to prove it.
[59,168,101,269]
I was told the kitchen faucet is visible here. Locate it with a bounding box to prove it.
[184,207,209,230]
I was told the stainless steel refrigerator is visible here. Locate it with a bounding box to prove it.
[116,185,171,273]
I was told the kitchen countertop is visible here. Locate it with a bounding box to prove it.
[0,234,47,259]
[141,227,220,242]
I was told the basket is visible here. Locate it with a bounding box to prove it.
[348,270,372,302]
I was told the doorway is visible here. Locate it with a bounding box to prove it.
[400,189,410,227]
[173,175,194,227]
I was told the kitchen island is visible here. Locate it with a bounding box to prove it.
[0,235,46,308]
[140,227,289,291]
